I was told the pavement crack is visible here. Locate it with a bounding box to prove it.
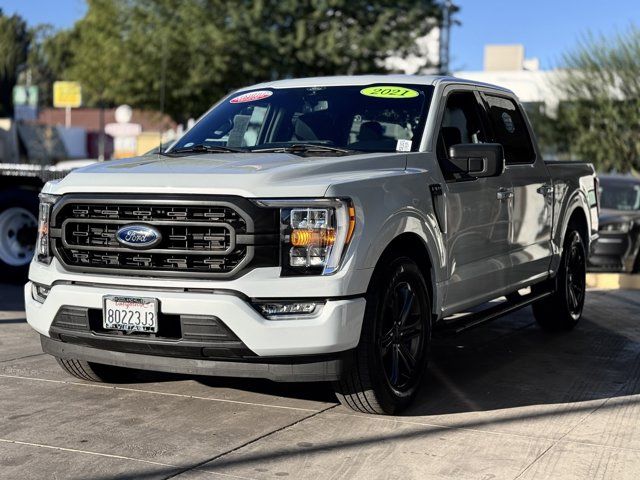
[511,367,638,480]
[0,353,45,364]
[161,403,338,480]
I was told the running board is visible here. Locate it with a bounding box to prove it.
[436,289,554,336]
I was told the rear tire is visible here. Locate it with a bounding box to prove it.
[532,229,586,331]
[55,357,135,383]
[334,256,431,415]
[0,189,39,282]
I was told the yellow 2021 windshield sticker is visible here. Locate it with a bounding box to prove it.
[360,86,419,99]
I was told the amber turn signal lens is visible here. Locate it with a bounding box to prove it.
[290,228,336,247]
[346,206,356,244]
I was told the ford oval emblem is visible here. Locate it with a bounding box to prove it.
[115,225,162,249]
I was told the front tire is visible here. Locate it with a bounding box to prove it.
[334,256,431,414]
[55,357,136,383]
[533,229,586,331]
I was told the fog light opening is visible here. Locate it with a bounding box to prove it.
[31,283,51,303]
[255,301,323,319]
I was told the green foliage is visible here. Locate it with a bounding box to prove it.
[225,0,443,81]
[26,0,443,122]
[523,103,561,159]
[0,9,30,116]
[557,26,640,173]
[27,25,78,108]
[66,0,126,106]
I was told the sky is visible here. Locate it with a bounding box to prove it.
[451,0,640,70]
[1,0,639,71]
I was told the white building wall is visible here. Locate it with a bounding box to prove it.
[453,69,566,112]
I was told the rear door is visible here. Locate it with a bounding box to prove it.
[480,91,553,287]
[436,87,513,315]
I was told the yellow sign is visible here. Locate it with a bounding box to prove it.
[53,81,82,108]
[360,86,419,99]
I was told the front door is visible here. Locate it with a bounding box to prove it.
[436,88,513,315]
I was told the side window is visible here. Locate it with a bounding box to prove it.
[483,94,535,164]
[437,91,487,178]
[438,91,486,158]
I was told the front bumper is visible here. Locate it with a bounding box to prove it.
[588,231,639,273]
[25,281,366,359]
[41,335,351,382]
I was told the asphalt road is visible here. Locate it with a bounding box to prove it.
[1,284,640,480]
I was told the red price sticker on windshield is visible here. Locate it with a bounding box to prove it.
[230,90,273,104]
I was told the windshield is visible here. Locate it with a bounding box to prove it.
[170,85,433,154]
[600,181,640,211]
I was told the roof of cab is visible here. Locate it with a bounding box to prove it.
[235,74,513,95]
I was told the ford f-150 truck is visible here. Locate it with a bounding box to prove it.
[25,76,599,414]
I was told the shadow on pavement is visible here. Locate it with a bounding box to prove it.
[0,318,26,324]
[121,295,640,414]
[195,375,336,403]
[81,395,640,480]
[408,299,640,415]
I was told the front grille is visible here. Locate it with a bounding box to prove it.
[65,221,234,252]
[51,196,279,278]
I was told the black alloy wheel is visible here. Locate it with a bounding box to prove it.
[533,229,586,331]
[334,255,431,414]
[565,233,586,319]
[379,280,426,394]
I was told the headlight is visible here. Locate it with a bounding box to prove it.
[36,193,58,264]
[255,199,355,275]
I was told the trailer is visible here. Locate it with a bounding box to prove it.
[0,161,95,281]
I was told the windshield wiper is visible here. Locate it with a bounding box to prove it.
[251,144,358,155]
[163,144,246,155]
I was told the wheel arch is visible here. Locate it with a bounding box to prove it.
[368,231,439,319]
[566,207,589,247]
[555,187,592,254]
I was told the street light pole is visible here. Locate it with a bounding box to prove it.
[98,101,105,161]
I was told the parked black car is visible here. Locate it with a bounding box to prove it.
[588,175,640,273]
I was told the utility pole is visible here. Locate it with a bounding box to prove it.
[439,0,453,75]
[158,34,168,155]
[98,100,105,161]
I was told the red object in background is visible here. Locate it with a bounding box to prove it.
[86,132,114,159]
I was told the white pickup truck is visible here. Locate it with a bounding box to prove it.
[26,76,599,414]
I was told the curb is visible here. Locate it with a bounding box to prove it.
[586,273,640,290]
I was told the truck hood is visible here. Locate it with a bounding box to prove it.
[45,152,407,197]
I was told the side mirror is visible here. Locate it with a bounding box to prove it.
[447,143,505,178]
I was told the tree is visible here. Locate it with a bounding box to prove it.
[45,0,444,122]
[0,10,30,117]
[27,25,78,108]
[65,0,127,108]
[226,0,444,82]
[557,26,640,173]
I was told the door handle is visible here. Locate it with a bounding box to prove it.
[497,188,513,201]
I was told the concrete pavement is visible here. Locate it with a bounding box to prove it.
[1,284,639,479]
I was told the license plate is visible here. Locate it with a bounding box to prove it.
[103,296,158,333]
